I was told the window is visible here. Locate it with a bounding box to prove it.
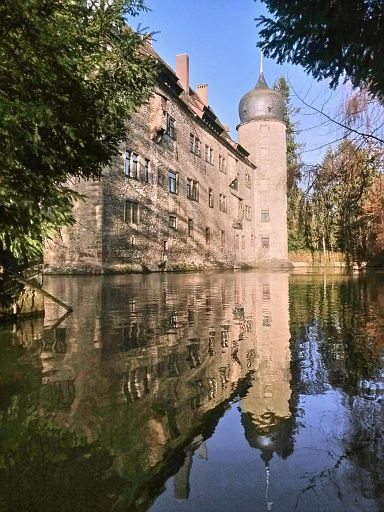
[261,236,270,249]
[187,178,199,201]
[124,150,131,177]
[206,227,211,245]
[190,133,201,156]
[169,215,177,229]
[209,188,214,208]
[220,230,225,248]
[263,284,271,301]
[205,144,214,164]
[168,170,178,194]
[166,114,176,139]
[131,153,138,179]
[219,193,227,213]
[261,209,270,222]
[124,150,139,179]
[251,234,255,247]
[235,234,239,249]
[219,154,227,173]
[142,159,149,183]
[245,206,252,220]
[124,200,140,224]
[158,170,165,189]
[242,235,245,249]
[245,172,251,188]
[188,218,194,237]
[221,325,229,346]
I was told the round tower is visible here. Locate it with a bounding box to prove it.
[237,62,289,266]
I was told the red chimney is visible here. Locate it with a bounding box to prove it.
[196,83,208,106]
[176,54,189,93]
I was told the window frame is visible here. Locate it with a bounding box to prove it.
[168,170,178,194]
[205,227,211,245]
[190,133,201,156]
[188,218,194,237]
[209,188,214,208]
[219,193,227,213]
[166,114,176,139]
[169,215,177,230]
[261,209,270,222]
[261,236,270,249]
[142,158,150,183]
[124,200,140,225]
[187,178,199,201]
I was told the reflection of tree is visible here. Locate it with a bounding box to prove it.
[289,274,384,508]
[0,346,125,512]
[290,275,383,394]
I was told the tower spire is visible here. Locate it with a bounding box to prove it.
[260,51,264,75]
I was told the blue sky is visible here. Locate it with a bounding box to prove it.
[130,0,345,165]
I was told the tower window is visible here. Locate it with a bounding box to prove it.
[261,236,270,249]
[261,209,270,222]
[169,215,177,229]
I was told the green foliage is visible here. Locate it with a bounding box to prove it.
[304,141,378,263]
[0,0,157,264]
[273,77,308,251]
[258,0,384,100]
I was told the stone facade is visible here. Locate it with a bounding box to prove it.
[44,47,289,274]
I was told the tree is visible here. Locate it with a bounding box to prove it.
[257,1,384,100]
[0,0,157,266]
[305,141,377,263]
[273,77,307,251]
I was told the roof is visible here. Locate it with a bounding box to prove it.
[143,42,256,168]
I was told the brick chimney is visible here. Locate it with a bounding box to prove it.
[196,83,208,106]
[176,54,189,93]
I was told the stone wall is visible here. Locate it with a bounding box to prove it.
[44,179,104,273]
[102,85,257,273]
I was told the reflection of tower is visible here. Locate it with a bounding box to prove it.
[240,273,293,473]
[237,57,289,266]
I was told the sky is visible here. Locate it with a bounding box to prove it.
[130,0,346,165]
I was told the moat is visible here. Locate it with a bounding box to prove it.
[1,271,383,512]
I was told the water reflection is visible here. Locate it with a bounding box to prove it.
[0,272,383,511]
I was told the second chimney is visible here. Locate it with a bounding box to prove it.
[176,54,189,93]
[196,83,208,106]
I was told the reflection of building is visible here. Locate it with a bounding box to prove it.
[44,46,289,273]
[37,272,293,508]
[240,273,293,467]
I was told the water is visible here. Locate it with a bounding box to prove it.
[0,271,383,512]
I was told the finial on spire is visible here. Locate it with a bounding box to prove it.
[260,51,264,75]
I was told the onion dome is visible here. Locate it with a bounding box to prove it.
[238,70,284,124]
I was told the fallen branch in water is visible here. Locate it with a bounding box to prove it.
[2,268,73,313]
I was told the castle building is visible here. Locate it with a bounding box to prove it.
[44,47,289,273]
